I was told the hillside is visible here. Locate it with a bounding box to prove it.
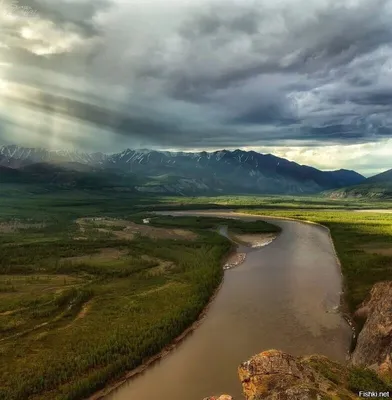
[366,169,392,184]
[0,145,365,195]
[0,162,145,192]
[327,168,392,199]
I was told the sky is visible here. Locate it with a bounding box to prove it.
[0,0,392,176]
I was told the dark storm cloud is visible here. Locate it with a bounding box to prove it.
[1,0,392,155]
[231,105,298,126]
[179,6,261,38]
[156,0,392,91]
[348,91,392,107]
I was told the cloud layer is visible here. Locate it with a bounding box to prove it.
[1,0,392,173]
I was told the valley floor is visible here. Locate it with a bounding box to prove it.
[0,192,391,399]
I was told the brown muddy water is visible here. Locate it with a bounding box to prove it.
[105,211,352,400]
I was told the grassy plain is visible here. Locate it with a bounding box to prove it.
[155,194,392,210]
[132,214,281,233]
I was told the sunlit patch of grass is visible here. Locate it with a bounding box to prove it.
[305,355,391,398]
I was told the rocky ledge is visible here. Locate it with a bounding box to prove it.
[206,350,358,400]
[351,281,392,379]
[205,282,392,400]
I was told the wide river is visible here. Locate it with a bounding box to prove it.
[106,211,352,400]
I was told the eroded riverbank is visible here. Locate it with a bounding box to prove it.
[103,211,352,400]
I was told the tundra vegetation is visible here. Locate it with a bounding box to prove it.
[0,193,278,400]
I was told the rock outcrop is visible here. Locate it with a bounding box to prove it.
[238,350,357,400]
[205,350,359,400]
[351,281,392,378]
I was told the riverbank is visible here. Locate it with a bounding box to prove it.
[89,278,225,400]
[223,232,278,269]
[223,252,246,270]
[239,209,392,349]
[232,232,277,248]
[233,212,358,345]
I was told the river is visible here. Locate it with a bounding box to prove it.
[105,211,352,400]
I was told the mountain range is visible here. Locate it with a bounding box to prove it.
[0,145,366,195]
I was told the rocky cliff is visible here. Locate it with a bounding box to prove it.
[205,350,358,400]
[238,350,357,400]
[204,282,392,400]
[351,281,392,379]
